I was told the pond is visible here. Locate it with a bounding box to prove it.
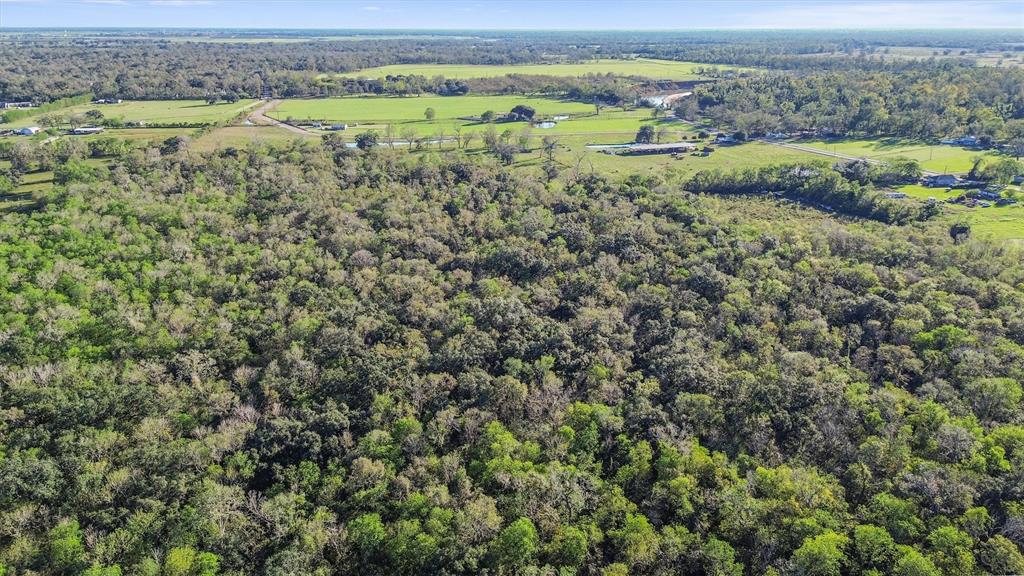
[535,121,557,129]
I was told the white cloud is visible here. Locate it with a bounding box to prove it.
[148,0,212,5]
[734,1,1022,29]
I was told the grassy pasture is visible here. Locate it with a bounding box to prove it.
[337,58,741,80]
[192,126,317,152]
[795,137,1006,174]
[272,95,595,124]
[897,183,1024,242]
[526,138,823,182]
[271,95,704,141]
[77,127,195,144]
[5,99,258,128]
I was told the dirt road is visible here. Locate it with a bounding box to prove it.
[247,100,315,136]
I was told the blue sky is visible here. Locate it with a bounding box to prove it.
[1,0,1021,29]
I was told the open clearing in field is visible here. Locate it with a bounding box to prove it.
[338,58,742,80]
[897,183,1024,242]
[5,99,258,128]
[539,139,824,181]
[795,137,1006,174]
[192,125,317,152]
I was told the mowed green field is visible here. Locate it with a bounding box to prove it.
[5,99,258,128]
[338,58,739,80]
[273,95,595,123]
[898,183,1024,242]
[796,137,1005,174]
[272,95,703,140]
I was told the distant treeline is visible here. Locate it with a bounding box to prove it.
[677,65,1024,140]
[2,29,1021,102]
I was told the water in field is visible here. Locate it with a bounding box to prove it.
[535,121,557,128]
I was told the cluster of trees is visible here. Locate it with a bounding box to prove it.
[679,64,1024,140]
[0,137,1022,575]
[685,160,933,224]
[0,136,138,180]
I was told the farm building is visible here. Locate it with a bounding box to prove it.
[923,174,959,187]
[91,98,123,104]
[69,126,105,135]
[617,142,697,156]
[324,124,348,131]
[940,135,979,147]
[2,102,36,109]
[16,126,41,135]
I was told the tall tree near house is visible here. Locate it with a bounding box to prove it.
[636,125,655,144]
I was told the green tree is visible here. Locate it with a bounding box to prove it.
[163,547,219,576]
[490,518,539,573]
[48,519,85,574]
[546,525,588,568]
[926,527,974,576]
[853,524,896,573]
[792,531,848,576]
[609,513,658,567]
[355,131,378,151]
[635,125,655,144]
[979,535,1024,575]
[702,537,743,576]
[892,546,940,576]
[348,513,386,560]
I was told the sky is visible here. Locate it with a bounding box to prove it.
[0,0,1022,30]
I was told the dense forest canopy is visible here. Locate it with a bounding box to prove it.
[1,25,1023,576]
[0,137,1022,575]
[680,64,1024,139]
[2,29,1023,102]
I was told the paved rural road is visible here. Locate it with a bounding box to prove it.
[761,139,940,176]
[247,100,314,136]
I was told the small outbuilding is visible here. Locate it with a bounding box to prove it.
[16,126,41,136]
[69,126,105,135]
[619,142,697,156]
[923,174,959,188]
